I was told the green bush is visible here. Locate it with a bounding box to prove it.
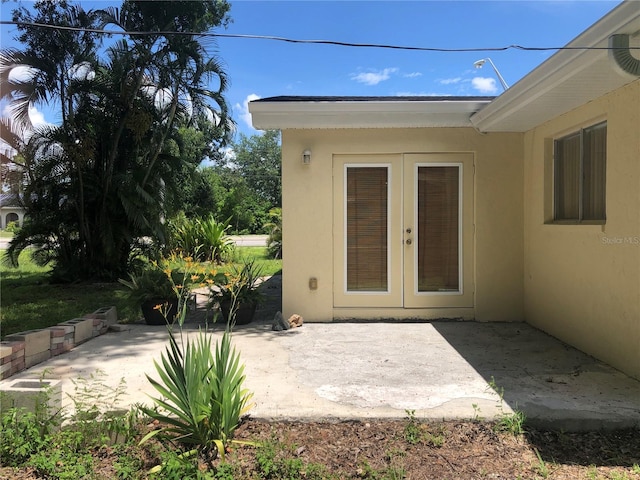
[210,258,265,309]
[5,221,20,233]
[0,408,48,466]
[264,207,282,259]
[27,430,95,480]
[167,214,233,263]
[150,449,214,480]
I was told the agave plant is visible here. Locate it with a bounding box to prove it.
[140,327,254,465]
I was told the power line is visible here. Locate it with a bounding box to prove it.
[1,20,638,52]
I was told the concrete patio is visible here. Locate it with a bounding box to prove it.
[2,275,639,432]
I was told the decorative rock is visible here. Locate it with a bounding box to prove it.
[288,314,303,328]
[272,311,290,331]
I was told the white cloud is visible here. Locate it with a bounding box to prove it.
[403,72,422,78]
[199,145,235,168]
[351,68,398,86]
[438,77,462,85]
[28,105,47,127]
[234,93,261,131]
[222,146,236,162]
[471,77,498,94]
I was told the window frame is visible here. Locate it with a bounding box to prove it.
[552,121,607,225]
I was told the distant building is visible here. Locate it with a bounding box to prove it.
[0,193,26,229]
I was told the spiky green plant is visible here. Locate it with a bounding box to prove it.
[168,214,233,263]
[140,327,254,465]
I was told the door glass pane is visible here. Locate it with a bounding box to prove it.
[346,167,388,291]
[417,166,459,292]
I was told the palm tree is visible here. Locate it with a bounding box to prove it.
[1,0,233,280]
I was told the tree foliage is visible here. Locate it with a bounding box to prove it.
[232,130,282,207]
[0,0,232,281]
[171,130,282,235]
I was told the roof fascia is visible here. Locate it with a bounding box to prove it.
[249,99,492,129]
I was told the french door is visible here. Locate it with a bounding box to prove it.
[333,153,474,309]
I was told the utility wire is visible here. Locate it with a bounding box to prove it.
[1,20,638,52]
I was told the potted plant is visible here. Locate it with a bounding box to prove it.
[210,259,264,325]
[119,264,179,325]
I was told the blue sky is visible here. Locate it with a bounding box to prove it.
[0,0,623,139]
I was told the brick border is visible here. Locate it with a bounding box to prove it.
[0,306,117,380]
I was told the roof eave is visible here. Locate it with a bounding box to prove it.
[470,1,640,133]
[249,99,493,129]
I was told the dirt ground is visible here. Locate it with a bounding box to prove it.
[230,419,640,479]
[3,419,639,479]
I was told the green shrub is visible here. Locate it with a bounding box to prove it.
[210,257,265,310]
[168,214,233,263]
[5,221,20,233]
[149,449,215,480]
[0,408,47,466]
[264,207,282,259]
[118,263,177,305]
[27,429,95,479]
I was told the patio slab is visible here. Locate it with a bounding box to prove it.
[2,310,639,431]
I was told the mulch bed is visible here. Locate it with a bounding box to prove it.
[2,419,639,479]
[229,419,640,479]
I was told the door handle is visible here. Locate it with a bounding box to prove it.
[406,238,412,245]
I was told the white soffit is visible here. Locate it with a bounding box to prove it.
[470,1,640,133]
[249,97,493,129]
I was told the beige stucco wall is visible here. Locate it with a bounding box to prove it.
[523,80,640,380]
[280,127,524,323]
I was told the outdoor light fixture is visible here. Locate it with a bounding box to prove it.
[302,149,312,165]
[474,57,509,91]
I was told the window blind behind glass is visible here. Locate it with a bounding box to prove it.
[346,167,388,291]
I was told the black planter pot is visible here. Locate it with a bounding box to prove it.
[219,300,257,325]
[140,298,178,325]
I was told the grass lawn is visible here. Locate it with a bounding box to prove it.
[0,246,281,339]
[226,245,282,277]
[0,250,139,339]
[0,231,14,238]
